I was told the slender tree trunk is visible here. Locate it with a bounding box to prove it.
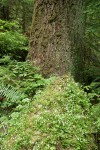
[28,0,86,81]
[1,6,10,20]
[22,3,26,32]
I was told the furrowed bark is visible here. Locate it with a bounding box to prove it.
[28,0,86,81]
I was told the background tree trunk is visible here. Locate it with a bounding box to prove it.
[1,5,10,20]
[28,0,86,81]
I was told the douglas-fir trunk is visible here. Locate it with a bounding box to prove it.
[28,0,85,81]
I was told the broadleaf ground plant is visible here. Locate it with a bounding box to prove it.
[0,77,97,150]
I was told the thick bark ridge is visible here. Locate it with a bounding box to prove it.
[29,0,85,81]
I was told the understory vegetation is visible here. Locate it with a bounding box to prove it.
[0,77,99,150]
[0,55,99,149]
[0,0,100,150]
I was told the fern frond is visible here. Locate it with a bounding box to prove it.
[0,83,26,107]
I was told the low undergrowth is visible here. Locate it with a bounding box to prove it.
[0,76,98,150]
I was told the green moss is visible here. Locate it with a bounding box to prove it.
[48,13,57,23]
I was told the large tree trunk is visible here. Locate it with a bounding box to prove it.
[28,0,86,81]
